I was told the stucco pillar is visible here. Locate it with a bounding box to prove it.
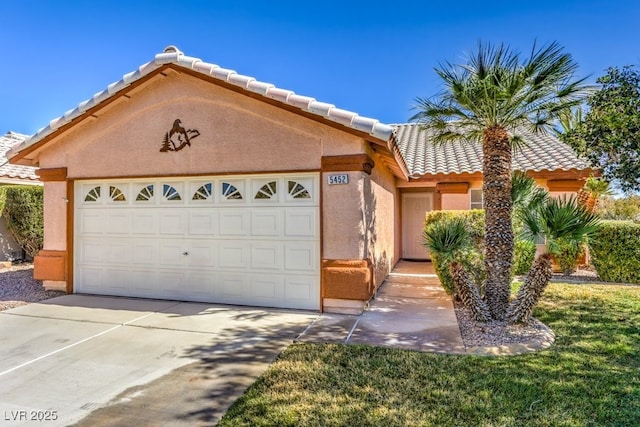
[34,168,68,292]
[321,154,375,314]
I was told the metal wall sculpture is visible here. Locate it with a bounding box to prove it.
[160,119,200,152]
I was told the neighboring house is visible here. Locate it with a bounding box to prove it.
[0,131,41,262]
[7,47,594,313]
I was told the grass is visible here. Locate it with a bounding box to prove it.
[218,282,640,426]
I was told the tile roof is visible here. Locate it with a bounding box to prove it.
[393,123,592,177]
[0,132,38,182]
[9,46,395,159]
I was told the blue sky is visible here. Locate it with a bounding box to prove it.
[1,0,638,135]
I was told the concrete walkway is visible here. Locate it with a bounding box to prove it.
[298,261,466,354]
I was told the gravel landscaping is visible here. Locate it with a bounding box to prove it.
[454,267,602,349]
[0,263,64,311]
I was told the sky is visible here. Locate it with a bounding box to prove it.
[1,0,639,136]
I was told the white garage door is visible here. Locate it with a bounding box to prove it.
[75,173,320,310]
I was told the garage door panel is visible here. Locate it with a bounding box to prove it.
[159,241,188,267]
[187,241,218,268]
[250,243,283,270]
[285,276,318,310]
[285,209,318,237]
[251,210,283,236]
[218,273,249,301]
[131,241,157,265]
[285,243,318,272]
[156,270,187,297]
[76,267,104,292]
[250,275,284,305]
[105,240,132,264]
[106,211,131,234]
[79,211,105,235]
[79,239,106,264]
[219,210,250,236]
[185,272,216,299]
[76,174,320,310]
[159,212,187,235]
[129,270,158,295]
[132,212,158,235]
[108,269,138,293]
[189,210,218,235]
[218,242,249,268]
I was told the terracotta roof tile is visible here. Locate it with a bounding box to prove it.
[393,123,591,177]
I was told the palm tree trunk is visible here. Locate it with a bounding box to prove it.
[483,126,514,320]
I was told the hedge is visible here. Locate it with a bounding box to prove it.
[0,185,44,258]
[589,220,640,284]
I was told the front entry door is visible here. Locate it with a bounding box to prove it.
[401,192,433,260]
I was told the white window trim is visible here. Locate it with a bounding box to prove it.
[470,188,483,209]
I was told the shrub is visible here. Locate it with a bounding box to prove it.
[424,211,485,295]
[589,221,640,284]
[422,217,471,295]
[425,209,534,284]
[0,185,44,258]
[513,239,536,275]
[553,237,584,275]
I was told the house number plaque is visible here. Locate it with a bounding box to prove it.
[328,174,349,185]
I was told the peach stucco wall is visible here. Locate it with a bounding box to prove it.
[37,71,365,175]
[43,182,67,251]
[441,193,469,210]
[34,70,382,286]
[322,171,368,260]
[366,157,398,287]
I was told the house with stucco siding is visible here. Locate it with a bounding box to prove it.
[8,47,594,313]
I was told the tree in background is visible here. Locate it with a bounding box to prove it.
[563,66,640,193]
[598,195,640,221]
[412,41,589,320]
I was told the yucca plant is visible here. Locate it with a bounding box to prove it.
[423,217,471,295]
[540,195,601,254]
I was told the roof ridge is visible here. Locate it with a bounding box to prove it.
[9,46,394,158]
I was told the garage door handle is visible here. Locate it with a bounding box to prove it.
[182,252,189,256]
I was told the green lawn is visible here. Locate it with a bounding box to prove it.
[219,283,640,426]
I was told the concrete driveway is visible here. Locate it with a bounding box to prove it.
[0,295,316,426]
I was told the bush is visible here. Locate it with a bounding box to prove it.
[589,221,640,284]
[425,209,534,286]
[0,185,44,258]
[553,237,584,275]
[424,211,485,295]
[513,239,536,275]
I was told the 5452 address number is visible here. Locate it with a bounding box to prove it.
[328,174,349,185]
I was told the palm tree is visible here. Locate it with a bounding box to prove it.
[577,177,614,213]
[411,41,590,320]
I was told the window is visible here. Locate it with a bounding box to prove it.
[136,185,154,201]
[192,183,213,200]
[222,182,242,200]
[109,186,126,202]
[470,188,483,209]
[84,186,101,202]
[162,184,182,201]
[255,181,277,200]
[288,180,310,199]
